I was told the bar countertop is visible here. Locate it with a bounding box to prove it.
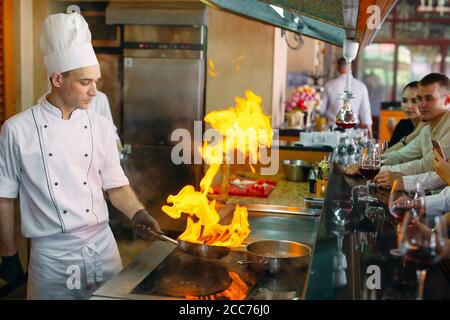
[93,154,449,300]
[304,163,450,300]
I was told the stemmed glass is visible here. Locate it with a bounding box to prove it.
[388,180,426,256]
[359,141,381,202]
[398,211,448,300]
[380,140,389,154]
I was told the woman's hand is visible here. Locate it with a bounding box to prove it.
[432,149,450,186]
[344,164,361,176]
[374,170,404,190]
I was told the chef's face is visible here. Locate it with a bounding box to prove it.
[58,65,101,109]
[417,83,448,122]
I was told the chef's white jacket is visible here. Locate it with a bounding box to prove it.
[0,98,129,239]
[38,91,121,144]
[320,74,373,126]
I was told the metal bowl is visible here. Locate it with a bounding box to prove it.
[283,160,311,182]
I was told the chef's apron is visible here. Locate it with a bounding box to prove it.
[27,222,122,300]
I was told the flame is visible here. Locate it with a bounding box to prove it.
[208,58,217,77]
[162,91,272,247]
[185,272,248,300]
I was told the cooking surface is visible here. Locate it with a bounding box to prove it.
[92,211,320,300]
[131,246,308,300]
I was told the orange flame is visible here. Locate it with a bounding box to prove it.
[185,272,248,300]
[162,91,272,247]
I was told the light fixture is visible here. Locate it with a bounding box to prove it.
[270,4,285,18]
[335,39,360,129]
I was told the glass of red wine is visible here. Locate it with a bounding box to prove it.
[398,211,447,300]
[388,180,426,256]
[359,142,381,203]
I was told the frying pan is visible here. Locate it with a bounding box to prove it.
[238,240,311,274]
[157,234,231,259]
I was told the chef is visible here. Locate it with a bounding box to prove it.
[0,13,162,299]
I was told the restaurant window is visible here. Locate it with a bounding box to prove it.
[358,44,395,116]
[396,45,442,98]
[358,0,450,103]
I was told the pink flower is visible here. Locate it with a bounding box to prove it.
[285,85,321,113]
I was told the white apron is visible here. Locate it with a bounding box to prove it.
[27,222,122,300]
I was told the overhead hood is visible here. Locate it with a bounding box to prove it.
[200,0,398,48]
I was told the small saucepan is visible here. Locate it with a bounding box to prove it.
[157,234,230,259]
[238,240,311,274]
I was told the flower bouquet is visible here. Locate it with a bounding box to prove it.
[285,85,321,129]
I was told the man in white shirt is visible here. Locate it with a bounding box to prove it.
[320,57,373,135]
[38,90,122,151]
[375,73,450,189]
[0,13,162,299]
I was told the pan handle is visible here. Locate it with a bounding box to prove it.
[157,234,179,246]
[148,230,179,246]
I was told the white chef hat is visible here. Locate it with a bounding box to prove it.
[40,13,99,75]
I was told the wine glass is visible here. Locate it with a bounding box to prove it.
[331,194,353,226]
[388,180,426,256]
[398,211,448,300]
[379,140,389,155]
[359,142,381,203]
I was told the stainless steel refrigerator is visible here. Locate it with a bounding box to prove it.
[122,24,206,233]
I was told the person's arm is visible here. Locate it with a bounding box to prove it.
[107,185,144,221]
[388,120,406,147]
[319,86,329,120]
[0,199,24,285]
[0,198,16,256]
[403,171,446,192]
[100,123,162,238]
[383,122,425,156]
[385,130,450,176]
[107,185,162,238]
[358,85,373,138]
[359,123,373,139]
[425,186,450,218]
[431,148,450,185]
[382,129,425,164]
[0,123,24,285]
[0,122,20,255]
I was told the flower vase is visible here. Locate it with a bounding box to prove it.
[286,112,297,128]
[295,111,305,129]
[286,111,305,129]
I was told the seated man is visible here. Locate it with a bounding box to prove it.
[374,73,449,186]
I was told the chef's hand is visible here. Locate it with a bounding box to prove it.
[131,209,163,240]
[0,253,25,286]
[374,170,404,190]
[432,149,450,186]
